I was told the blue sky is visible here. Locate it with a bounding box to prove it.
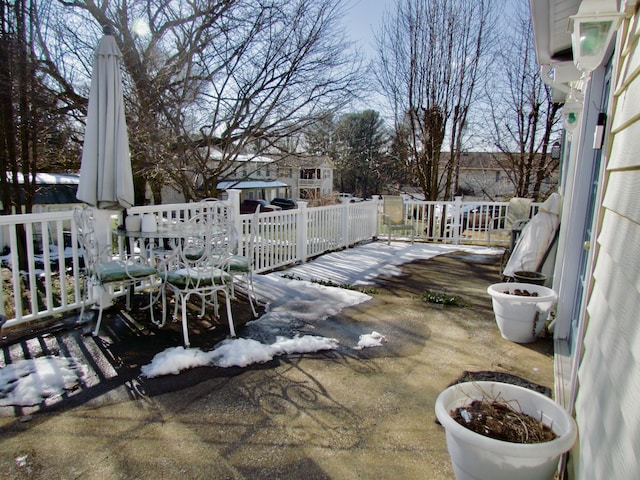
[341,0,392,114]
[342,0,390,59]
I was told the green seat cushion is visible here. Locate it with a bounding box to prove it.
[209,254,249,271]
[166,267,229,288]
[94,261,157,283]
[183,247,205,261]
[228,254,250,271]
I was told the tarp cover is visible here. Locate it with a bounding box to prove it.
[503,193,562,277]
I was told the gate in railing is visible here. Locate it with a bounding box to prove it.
[0,193,537,329]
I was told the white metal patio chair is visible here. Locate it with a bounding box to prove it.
[158,212,235,347]
[197,198,260,317]
[382,195,414,245]
[74,207,158,336]
[227,207,260,317]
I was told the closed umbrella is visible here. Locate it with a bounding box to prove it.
[77,26,135,308]
[77,26,134,210]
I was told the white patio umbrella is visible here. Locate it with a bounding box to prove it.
[77,26,135,307]
[77,26,134,210]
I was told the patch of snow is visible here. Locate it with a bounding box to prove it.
[0,357,86,406]
[355,331,387,350]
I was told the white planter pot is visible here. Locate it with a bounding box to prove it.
[487,282,558,343]
[435,381,577,480]
[141,213,158,233]
[125,214,141,231]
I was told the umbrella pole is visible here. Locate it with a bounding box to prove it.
[91,208,117,308]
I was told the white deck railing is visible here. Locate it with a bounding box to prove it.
[0,192,539,330]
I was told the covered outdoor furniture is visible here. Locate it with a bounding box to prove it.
[503,193,562,279]
[382,196,414,245]
[74,208,158,336]
[487,197,533,248]
[158,212,235,347]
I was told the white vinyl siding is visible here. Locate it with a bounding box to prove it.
[572,14,640,479]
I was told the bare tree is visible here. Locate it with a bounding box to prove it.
[38,0,361,202]
[303,111,337,157]
[2,0,40,215]
[486,2,561,201]
[1,0,81,214]
[374,0,497,201]
[1,0,81,270]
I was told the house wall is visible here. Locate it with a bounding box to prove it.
[571,10,640,479]
[275,159,334,200]
[458,168,514,199]
[319,162,334,196]
[454,153,559,201]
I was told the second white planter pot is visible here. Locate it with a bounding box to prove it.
[435,381,577,480]
[487,282,558,343]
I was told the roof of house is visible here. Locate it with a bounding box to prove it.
[209,151,274,163]
[218,180,289,190]
[269,154,335,169]
[9,172,80,184]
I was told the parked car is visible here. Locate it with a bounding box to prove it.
[338,193,363,203]
[271,198,298,210]
[240,199,281,214]
[446,204,503,233]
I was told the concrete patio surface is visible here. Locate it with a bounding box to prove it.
[0,246,555,479]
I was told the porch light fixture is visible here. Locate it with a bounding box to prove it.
[568,0,623,74]
[562,89,584,135]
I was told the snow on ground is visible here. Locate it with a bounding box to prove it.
[1,242,502,404]
[0,357,86,407]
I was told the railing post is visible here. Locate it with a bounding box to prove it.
[372,195,381,239]
[297,201,308,263]
[341,202,350,248]
[226,189,242,244]
[453,196,463,245]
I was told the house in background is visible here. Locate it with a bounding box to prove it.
[272,154,335,200]
[1,172,81,213]
[455,152,559,200]
[399,152,559,202]
[530,0,640,478]
[0,173,82,250]
[160,152,291,204]
[213,153,290,202]
[161,152,334,204]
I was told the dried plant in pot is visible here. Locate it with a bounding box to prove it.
[435,381,577,480]
[487,282,558,343]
